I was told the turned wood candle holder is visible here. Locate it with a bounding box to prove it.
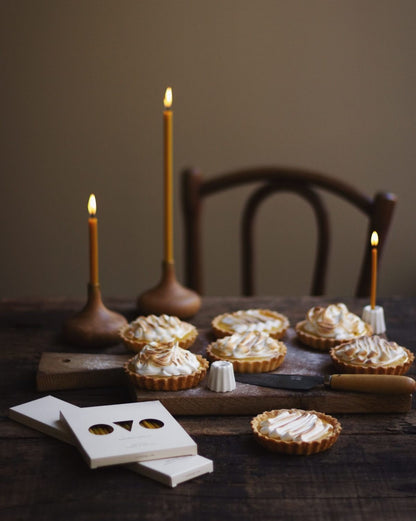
[137,261,201,319]
[62,283,127,347]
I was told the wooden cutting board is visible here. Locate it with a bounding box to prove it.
[36,329,413,414]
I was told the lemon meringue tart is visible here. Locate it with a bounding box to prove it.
[120,314,197,353]
[295,303,372,350]
[206,330,287,373]
[330,335,414,375]
[212,309,289,339]
[251,408,341,455]
[124,341,209,391]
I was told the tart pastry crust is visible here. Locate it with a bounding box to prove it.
[206,331,287,373]
[212,309,289,339]
[330,335,414,375]
[251,409,341,455]
[125,354,208,391]
[295,323,373,351]
[296,303,372,350]
[119,314,197,353]
[124,341,208,391]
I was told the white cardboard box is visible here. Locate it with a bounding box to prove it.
[9,396,212,485]
[60,400,197,469]
[127,454,213,488]
[8,395,78,445]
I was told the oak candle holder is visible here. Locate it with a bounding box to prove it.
[137,261,201,319]
[62,283,127,347]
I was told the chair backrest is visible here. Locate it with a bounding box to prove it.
[181,166,397,297]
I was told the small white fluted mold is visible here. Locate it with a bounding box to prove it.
[207,361,236,392]
[362,305,386,334]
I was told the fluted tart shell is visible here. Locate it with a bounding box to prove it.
[330,342,414,375]
[119,320,198,353]
[124,354,209,391]
[212,309,289,339]
[295,321,373,351]
[251,409,342,456]
[206,341,287,373]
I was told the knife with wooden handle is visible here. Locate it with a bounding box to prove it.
[235,373,416,394]
[326,374,416,394]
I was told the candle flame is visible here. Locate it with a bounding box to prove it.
[88,194,97,216]
[164,87,172,109]
[371,231,379,247]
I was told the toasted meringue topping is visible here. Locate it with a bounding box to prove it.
[332,335,409,367]
[124,314,194,343]
[220,309,285,334]
[259,410,333,443]
[211,331,285,359]
[303,303,368,339]
[129,342,201,376]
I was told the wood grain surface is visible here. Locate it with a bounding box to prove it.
[2,296,416,521]
[36,328,412,414]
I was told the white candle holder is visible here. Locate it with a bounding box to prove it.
[207,361,236,393]
[362,304,386,335]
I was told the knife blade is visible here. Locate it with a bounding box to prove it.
[235,373,416,394]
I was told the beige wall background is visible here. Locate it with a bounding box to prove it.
[1,0,415,300]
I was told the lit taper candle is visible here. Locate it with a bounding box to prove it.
[88,194,99,285]
[163,86,173,263]
[370,231,378,309]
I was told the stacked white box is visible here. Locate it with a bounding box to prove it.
[9,396,213,487]
[60,401,197,468]
[9,395,78,444]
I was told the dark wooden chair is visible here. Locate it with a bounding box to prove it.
[181,166,397,296]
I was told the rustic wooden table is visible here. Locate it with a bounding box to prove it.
[1,296,416,521]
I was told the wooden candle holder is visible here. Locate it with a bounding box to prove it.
[62,283,127,347]
[137,261,201,319]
